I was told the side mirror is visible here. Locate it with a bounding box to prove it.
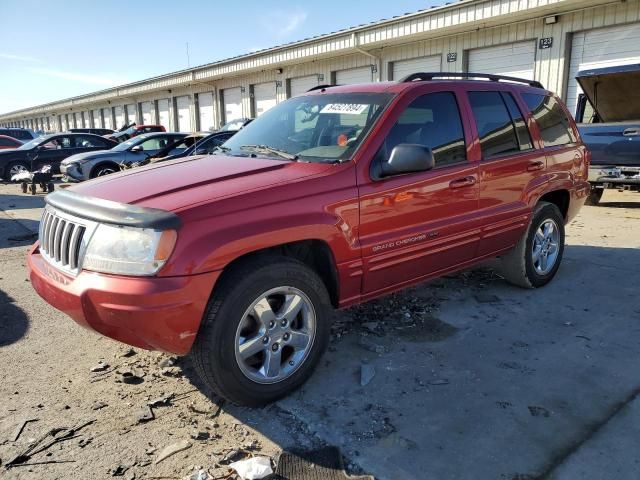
[130,145,143,153]
[381,144,434,177]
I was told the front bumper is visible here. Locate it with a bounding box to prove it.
[59,162,84,182]
[28,244,220,355]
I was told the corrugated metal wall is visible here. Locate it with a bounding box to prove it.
[2,0,639,129]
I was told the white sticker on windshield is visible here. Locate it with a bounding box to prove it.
[320,103,368,115]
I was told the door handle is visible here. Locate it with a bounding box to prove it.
[623,128,639,137]
[527,160,545,172]
[449,176,476,189]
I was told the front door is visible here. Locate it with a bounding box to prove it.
[358,89,480,296]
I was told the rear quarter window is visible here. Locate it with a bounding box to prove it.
[522,94,576,147]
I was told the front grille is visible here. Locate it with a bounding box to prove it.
[39,208,87,274]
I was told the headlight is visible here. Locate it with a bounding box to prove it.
[83,224,177,276]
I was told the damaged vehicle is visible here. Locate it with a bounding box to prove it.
[29,73,590,406]
[575,64,640,205]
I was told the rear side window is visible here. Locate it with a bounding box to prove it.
[379,92,467,168]
[469,91,532,158]
[522,94,576,147]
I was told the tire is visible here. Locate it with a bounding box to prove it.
[191,255,331,406]
[500,201,565,289]
[29,184,37,195]
[90,163,118,178]
[7,161,30,180]
[21,183,27,193]
[47,182,55,193]
[585,187,603,206]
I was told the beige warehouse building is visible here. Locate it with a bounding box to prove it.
[1,0,639,131]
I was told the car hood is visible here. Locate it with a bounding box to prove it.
[62,150,121,165]
[576,64,640,122]
[69,154,332,212]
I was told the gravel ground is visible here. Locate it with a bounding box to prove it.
[0,182,639,480]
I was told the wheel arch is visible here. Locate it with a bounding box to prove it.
[90,160,120,178]
[539,189,570,220]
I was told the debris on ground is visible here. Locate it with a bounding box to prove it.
[218,449,248,466]
[360,364,376,386]
[120,348,137,358]
[134,406,155,423]
[528,406,550,417]
[12,418,38,442]
[154,440,192,464]
[92,401,108,411]
[119,368,144,385]
[190,430,209,441]
[474,293,501,303]
[147,393,174,408]
[229,456,273,480]
[275,447,374,480]
[90,361,110,373]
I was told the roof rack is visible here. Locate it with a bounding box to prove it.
[307,84,340,92]
[399,72,544,89]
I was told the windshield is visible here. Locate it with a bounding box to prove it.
[112,135,147,151]
[222,92,392,162]
[18,137,46,150]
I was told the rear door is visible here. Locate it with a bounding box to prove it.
[358,87,480,296]
[466,88,544,256]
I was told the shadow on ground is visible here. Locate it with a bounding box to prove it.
[0,289,29,347]
[183,244,640,480]
[0,217,40,248]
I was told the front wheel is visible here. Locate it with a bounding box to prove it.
[191,255,331,406]
[500,202,565,288]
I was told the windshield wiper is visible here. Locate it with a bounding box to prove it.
[240,144,298,161]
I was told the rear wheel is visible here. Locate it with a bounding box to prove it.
[90,163,118,178]
[500,202,565,288]
[191,255,331,406]
[585,187,603,206]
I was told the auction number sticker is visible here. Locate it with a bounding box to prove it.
[320,103,368,115]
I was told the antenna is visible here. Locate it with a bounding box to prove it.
[186,42,190,68]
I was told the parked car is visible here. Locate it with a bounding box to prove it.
[127,130,238,168]
[105,124,166,143]
[0,127,40,142]
[69,128,116,136]
[574,64,640,205]
[60,132,187,180]
[28,73,590,406]
[0,133,116,180]
[0,135,23,149]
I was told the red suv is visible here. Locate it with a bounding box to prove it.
[28,73,590,406]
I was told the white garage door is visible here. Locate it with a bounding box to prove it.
[223,87,243,123]
[125,104,137,125]
[468,41,536,80]
[102,108,112,129]
[157,99,171,130]
[114,106,125,130]
[198,92,215,131]
[566,24,640,117]
[335,66,373,85]
[141,102,154,124]
[392,55,442,80]
[176,96,192,132]
[93,110,102,128]
[290,75,318,97]
[74,112,82,129]
[61,115,69,131]
[253,82,277,117]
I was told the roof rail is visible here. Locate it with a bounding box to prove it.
[307,84,340,92]
[399,72,544,89]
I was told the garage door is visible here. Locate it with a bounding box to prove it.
[335,66,373,84]
[61,115,68,131]
[290,75,318,97]
[74,112,82,129]
[102,108,112,129]
[125,104,136,125]
[566,24,640,117]
[157,99,171,130]
[253,82,277,117]
[198,92,215,131]
[176,96,192,132]
[468,41,536,80]
[392,55,442,80]
[114,106,125,130]
[223,87,243,123]
[93,110,102,128]
[141,102,153,124]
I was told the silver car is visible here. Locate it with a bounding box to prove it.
[60,132,187,181]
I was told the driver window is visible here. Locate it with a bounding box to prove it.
[376,92,467,169]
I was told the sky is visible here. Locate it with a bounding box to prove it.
[0,0,442,115]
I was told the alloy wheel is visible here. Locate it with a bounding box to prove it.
[234,286,316,384]
[9,164,28,177]
[532,219,560,275]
